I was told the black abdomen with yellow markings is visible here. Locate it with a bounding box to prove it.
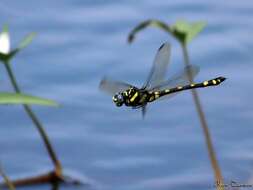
[120,77,226,107]
[149,76,226,102]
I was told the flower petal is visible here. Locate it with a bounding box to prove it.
[0,27,10,54]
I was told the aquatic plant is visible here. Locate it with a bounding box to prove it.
[0,25,80,187]
[128,19,224,190]
[0,26,57,106]
[0,164,15,190]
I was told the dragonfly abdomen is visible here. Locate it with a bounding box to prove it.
[151,76,226,100]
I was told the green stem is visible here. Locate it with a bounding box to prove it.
[0,164,15,190]
[4,61,62,175]
[181,43,224,189]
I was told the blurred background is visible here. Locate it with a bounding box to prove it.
[0,0,253,190]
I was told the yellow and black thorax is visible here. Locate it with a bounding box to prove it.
[121,87,151,107]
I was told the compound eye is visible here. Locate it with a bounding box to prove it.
[112,93,124,107]
[117,93,124,102]
[112,95,117,102]
[116,101,123,107]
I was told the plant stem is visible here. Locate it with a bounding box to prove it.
[0,164,15,190]
[181,43,224,189]
[4,61,62,175]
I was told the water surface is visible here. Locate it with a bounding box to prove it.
[0,0,253,190]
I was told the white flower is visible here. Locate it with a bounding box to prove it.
[0,29,10,54]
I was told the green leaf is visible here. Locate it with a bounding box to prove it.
[17,32,36,51]
[128,19,206,45]
[171,20,207,44]
[7,32,36,60]
[0,92,59,106]
[128,20,172,43]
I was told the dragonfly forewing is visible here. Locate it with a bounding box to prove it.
[99,77,133,95]
[143,42,171,90]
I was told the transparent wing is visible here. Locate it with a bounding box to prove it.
[151,65,200,99]
[99,77,133,95]
[143,42,171,90]
[142,105,147,119]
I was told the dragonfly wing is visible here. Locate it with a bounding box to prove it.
[152,65,200,100]
[141,105,147,119]
[143,42,171,90]
[99,77,133,95]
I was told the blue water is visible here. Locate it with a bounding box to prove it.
[0,0,253,190]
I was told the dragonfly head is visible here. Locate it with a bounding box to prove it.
[112,93,124,107]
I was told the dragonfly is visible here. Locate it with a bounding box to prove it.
[99,42,226,117]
